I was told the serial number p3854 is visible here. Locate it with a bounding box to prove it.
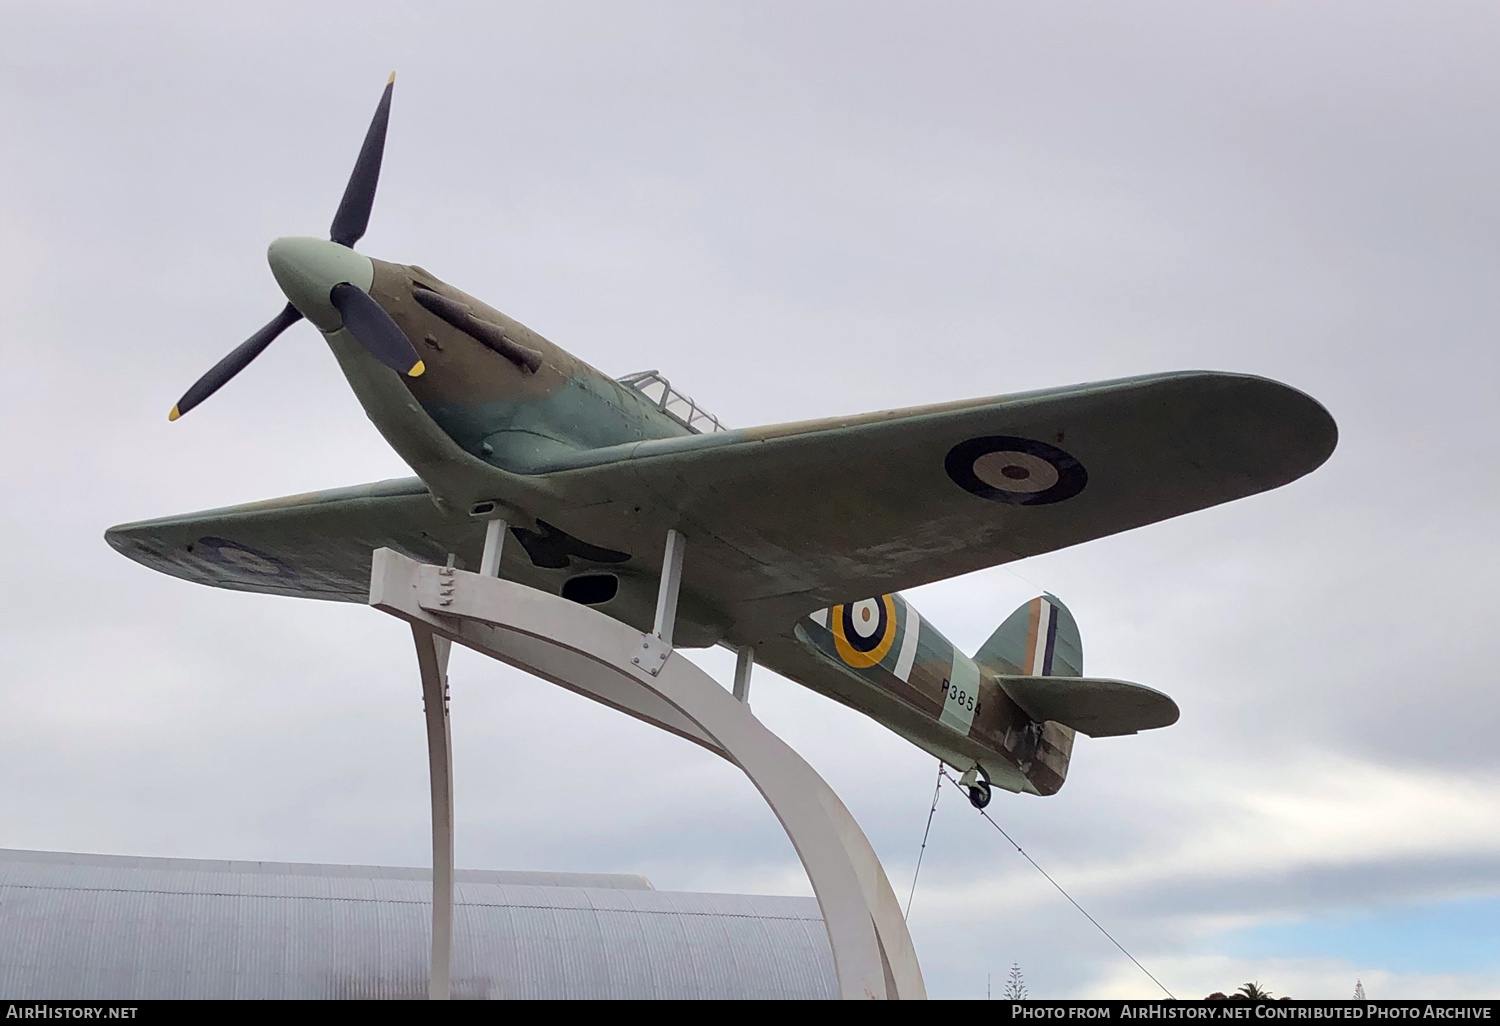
[941,678,979,715]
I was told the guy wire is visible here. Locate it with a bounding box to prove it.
[940,768,1175,999]
[904,761,944,920]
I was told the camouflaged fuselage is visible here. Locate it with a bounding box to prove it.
[353,257,1070,794]
[371,260,696,470]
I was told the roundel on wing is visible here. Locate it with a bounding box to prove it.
[831,595,898,668]
[195,536,294,579]
[944,436,1087,505]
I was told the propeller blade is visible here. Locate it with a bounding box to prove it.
[328,74,395,248]
[169,303,303,421]
[329,283,424,377]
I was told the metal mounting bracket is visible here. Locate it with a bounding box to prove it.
[632,633,672,676]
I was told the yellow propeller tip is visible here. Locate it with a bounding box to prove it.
[388,71,396,84]
[407,360,426,378]
[168,406,181,422]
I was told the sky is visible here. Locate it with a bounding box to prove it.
[3,0,1499,1000]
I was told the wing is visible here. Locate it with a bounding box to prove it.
[108,372,1335,649]
[105,478,458,601]
[529,371,1336,642]
[105,474,728,646]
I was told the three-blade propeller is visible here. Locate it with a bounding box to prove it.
[169,74,423,422]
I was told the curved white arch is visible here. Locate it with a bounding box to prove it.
[370,547,924,1000]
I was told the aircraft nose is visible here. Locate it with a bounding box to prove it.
[267,237,375,332]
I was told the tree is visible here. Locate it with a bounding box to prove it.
[1003,962,1028,1000]
[1354,981,1366,1000]
[1237,982,1274,1000]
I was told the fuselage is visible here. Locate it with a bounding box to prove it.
[326,254,1067,794]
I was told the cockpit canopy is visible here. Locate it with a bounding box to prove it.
[617,370,727,434]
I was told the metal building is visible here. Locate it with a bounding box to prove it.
[0,848,835,999]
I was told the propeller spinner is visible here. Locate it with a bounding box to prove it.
[169,74,423,422]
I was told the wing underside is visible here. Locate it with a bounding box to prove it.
[106,478,459,602]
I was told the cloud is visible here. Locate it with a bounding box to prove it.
[3,0,1499,1000]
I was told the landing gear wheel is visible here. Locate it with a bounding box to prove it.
[960,764,993,809]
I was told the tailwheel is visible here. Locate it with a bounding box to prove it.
[959,765,993,809]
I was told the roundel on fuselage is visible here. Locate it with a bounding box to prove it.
[831,595,898,668]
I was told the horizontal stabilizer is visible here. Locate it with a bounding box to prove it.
[994,675,1179,737]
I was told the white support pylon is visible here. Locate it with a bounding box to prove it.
[479,518,506,578]
[635,529,686,677]
[412,620,455,1001]
[371,547,924,999]
[733,646,754,705]
[653,528,686,645]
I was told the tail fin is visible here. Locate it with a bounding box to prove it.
[972,594,1081,796]
[977,595,1179,742]
[974,594,1083,679]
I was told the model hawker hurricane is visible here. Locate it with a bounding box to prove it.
[107,79,1337,806]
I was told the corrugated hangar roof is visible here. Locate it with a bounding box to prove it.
[0,848,835,1000]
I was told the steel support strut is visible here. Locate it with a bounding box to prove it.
[633,529,685,677]
[733,646,754,705]
[652,528,686,645]
[370,547,925,999]
[479,518,506,578]
[412,622,454,1000]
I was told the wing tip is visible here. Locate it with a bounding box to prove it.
[1168,370,1339,483]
